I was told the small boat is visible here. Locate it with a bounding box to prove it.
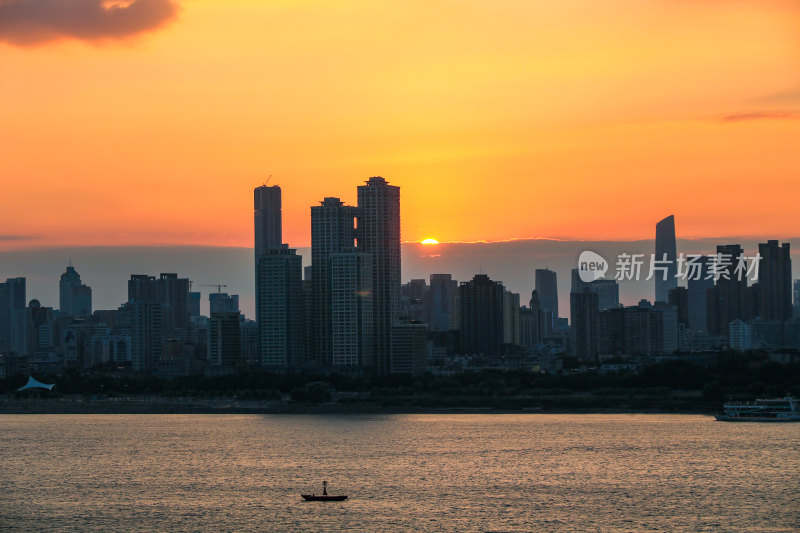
[301,481,348,502]
[715,396,800,422]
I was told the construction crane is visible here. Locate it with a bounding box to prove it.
[199,284,227,293]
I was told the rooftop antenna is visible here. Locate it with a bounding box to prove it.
[264,174,272,186]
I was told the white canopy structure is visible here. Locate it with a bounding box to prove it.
[17,376,54,391]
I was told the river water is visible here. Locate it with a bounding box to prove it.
[1,414,798,532]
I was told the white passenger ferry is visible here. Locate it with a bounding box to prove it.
[715,396,800,422]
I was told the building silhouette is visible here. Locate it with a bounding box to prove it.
[503,290,521,345]
[707,244,748,335]
[128,273,190,339]
[794,280,800,319]
[0,277,26,356]
[655,215,678,303]
[757,240,792,321]
[597,303,678,356]
[391,321,427,375]
[570,269,619,311]
[356,177,401,375]
[459,274,504,356]
[59,265,92,317]
[535,268,558,331]
[209,293,239,314]
[520,290,547,348]
[668,287,689,326]
[130,302,163,372]
[254,185,282,257]
[311,197,358,363]
[330,251,373,369]
[208,311,242,367]
[427,274,457,332]
[687,256,713,332]
[570,287,599,362]
[256,247,303,368]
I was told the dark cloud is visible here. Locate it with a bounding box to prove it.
[722,111,800,122]
[0,234,38,241]
[0,0,178,46]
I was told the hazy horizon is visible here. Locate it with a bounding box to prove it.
[3,237,798,320]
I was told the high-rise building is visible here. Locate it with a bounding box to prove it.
[655,215,678,303]
[589,279,620,311]
[208,311,242,367]
[391,321,427,375]
[520,290,547,348]
[0,277,26,355]
[254,185,282,257]
[330,252,373,369]
[794,280,800,319]
[128,273,190,339]
[311,197,357,362]
[707,244,748,336]
[570,288,599,362]
[59,265,92,317]
[503,290,520,345]
[570,269,618,311]
[668,287,689,326]
[535,268,558,322]
[357,177,401,375]
[459,274,504,356]
[131,302,163,372]
[757,240,792,321]
[189,292,201,317]
[597,303,678,356]
[209,293,239,314]
[256,247,303,368]
[729,319,752,351]
[427,274,457,332]
[687,256,713,332]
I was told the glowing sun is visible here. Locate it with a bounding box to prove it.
[421,238,440,245]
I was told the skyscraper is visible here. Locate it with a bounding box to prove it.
[59,265,92,317]
[687,256,713,332]
[757,240,792,321]
[357,177,401,375]
[428,274,457,332]
[655,215,678,303]
[208,311,242,367]
[128,273,190,339]
[570,288,599,362]
[330,251,373,369]
[0,277,26,355]
[459,274,504,356]
[254,185,282,257]
[131,302,163,372]
[503,290,520,345]
[794,280,800,319]
[707,244,749,335]
[311,197,357,362]
[535,268,558,326]
[256,247,303,368]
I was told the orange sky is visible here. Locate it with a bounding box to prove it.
[1,0,799,250]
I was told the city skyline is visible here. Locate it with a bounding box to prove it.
[3,2,799,531]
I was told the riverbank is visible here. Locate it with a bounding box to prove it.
[0,396,717,415]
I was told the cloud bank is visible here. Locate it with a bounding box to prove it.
[0,0,178,46]
[722,111,800,122]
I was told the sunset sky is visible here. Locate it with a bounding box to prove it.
[1,0,799,250]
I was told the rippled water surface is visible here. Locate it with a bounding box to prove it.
[1,414,798,532]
